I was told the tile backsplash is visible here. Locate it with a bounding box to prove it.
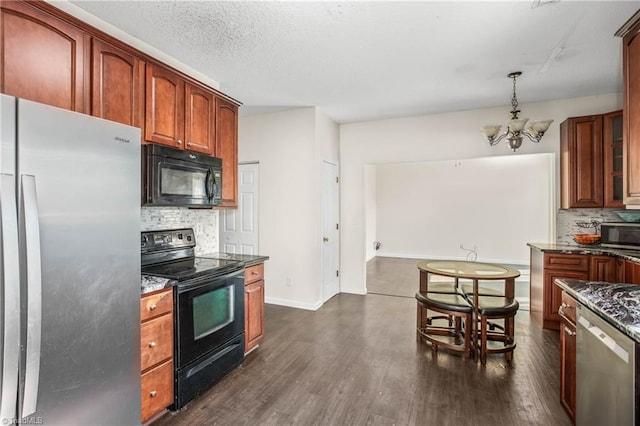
[141,207,219,254]
[556,208,620,245]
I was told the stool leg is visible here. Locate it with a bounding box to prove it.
[464,314,471,360]
[505,315,514,362]
[481,316,488,365]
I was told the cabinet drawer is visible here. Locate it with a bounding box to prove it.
[245,263,264,284]
[559,291,577,327]
[141,360,173,423]
[141,313,173,371]
[544,254,590,272]
[141,288,173,322]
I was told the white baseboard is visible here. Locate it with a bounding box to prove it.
[376,251,528,267]
[265,296,323,311]
[339,286,367,295]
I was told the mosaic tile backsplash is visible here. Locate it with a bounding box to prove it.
[557,208,620,245]
[141,207,219,254]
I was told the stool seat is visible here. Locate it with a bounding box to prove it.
[415,292,472,313]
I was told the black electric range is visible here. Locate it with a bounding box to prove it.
[141,228,244,285]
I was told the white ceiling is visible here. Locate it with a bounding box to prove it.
[69,0,639,124]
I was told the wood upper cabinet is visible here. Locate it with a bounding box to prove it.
[1,0,88,112]
[560,115,604,208]
[619,12,640,205]
[91,38,143,128]
[184,83,215,154]
[216,97,239,207]
[603,111,624,208]
[145,63,185,148]
[145,64,216,155]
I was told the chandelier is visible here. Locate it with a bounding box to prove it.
[481,71,553,152]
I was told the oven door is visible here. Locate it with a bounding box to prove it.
[175,269,244,367]
[144,144,222,206]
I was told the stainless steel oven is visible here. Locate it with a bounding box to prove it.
[143,143,222,207]
[141,228,245,410]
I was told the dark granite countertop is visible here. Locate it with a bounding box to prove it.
[141,275,176,295]
[200,252,270,268]
[528,243,640,264]
[555,278,640,343]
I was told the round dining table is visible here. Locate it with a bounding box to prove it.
[416,259,521,361]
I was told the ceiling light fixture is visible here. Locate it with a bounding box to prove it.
[481,71,553,152]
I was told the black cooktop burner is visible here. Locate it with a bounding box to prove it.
[141,257,243,281]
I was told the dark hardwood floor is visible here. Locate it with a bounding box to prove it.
[154,261,570,425]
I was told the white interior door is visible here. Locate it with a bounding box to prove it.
[220,162,259,254]
[322,161,340,302]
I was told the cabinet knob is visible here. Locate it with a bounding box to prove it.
[148,304,157,311]
[176,139,183,145]
[187,141,193,147]
[252,271,259,275]
[150,390,158,398]
[560,302,569,309]
[564,326,576,337]
[148,341,156,348]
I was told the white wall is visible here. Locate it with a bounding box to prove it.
[239,107,339,310]
[340,93,622,295]
[364,165,377,261]
[374,154,554,264]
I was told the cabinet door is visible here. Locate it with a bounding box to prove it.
[560,321,576,423]
[616,258,626,283]
[184,82,215,154]
[1,1,88,112]
[215,97,239,207]
[560,115,604,208]
[623,18,640,204]
[589,255,616,282]
[624,260,640,284]
[244,279,264,353]
[91,38,143,128]
[544,269,589,327]
[145,64,185,148]
[603,110,624,207]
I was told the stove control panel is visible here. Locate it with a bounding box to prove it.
[141,228,196,252]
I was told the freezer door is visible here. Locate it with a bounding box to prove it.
[16,99,141,425]
[0,95,21,423]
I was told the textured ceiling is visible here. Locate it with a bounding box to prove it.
[69,1,639,124]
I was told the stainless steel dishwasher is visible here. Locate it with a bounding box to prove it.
[576,302,636,425]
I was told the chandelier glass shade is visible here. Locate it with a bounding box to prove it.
[481,71,553,152]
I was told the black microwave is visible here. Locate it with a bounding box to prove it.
[143,143,222,207]
[600,222,640,250]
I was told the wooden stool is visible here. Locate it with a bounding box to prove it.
[471,295,519,365]
[415,292,473,360]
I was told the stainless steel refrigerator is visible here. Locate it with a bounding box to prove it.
[0,95,141,425]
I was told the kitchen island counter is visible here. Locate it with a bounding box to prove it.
[555,278,640,343]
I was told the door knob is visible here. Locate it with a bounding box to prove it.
[323,237,329,242]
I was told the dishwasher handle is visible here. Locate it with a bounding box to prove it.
[578,315,629,364]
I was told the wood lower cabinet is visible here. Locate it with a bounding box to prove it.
[140,288,174,423]
[244,263,265,353]
[590,255,617,282]
[558,291,577,424]
[624,259,640,284]
[1,1,88,113]
[91,38,144,128]
[216,98,239,207]
[618,11,640,205]
[530,250,589,330]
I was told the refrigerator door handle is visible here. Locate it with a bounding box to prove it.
[0,174,20,421]
[20,175,42,417]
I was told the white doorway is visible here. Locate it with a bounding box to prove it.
[220,162,259,254]
[322,160,340,302]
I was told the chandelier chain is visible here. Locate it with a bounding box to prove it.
[511,74,519,114]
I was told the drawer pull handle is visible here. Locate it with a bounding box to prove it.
[150,390,158,398]
[148,341,156,348]
[252,271,259,275]
[148,304,157,311]
[564,326,576,337]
